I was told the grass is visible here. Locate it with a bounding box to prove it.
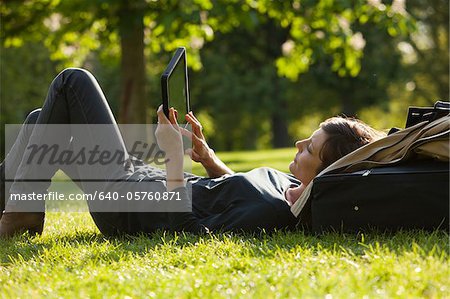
[190,148,295,176]
[1,148,449,298]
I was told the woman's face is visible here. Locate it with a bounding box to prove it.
[289,128,328,185]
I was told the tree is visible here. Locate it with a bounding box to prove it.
[191,0,415,148]
[1,0,214,123]
[1,0,415,150]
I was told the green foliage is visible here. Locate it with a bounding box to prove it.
[0,43,56,123]
[0,42,58,157]
[402,0,449,102]
[189,19,292,149]
[248,0,414,80]
[1,0,446,151]
[1,0,415,84]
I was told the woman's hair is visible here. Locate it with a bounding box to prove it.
[318,116,385,172]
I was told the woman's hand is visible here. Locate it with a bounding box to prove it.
[155,105,185,190]
[155,105,183,158]
[180,111,214,165]
[181,111,234,178]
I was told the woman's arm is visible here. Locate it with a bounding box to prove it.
[200,148,234,178]
[155,106,185,190]
[155,106,208,233]
[181,112,234,178]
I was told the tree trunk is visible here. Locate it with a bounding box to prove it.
[269,68,290,148]
[265,21,291,148]
[271,111,290,148]
[118,1,147,124]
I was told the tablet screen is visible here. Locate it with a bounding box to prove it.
[161,47,190,125]
[168,54,188,124]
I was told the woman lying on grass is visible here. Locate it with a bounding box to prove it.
[0,68,384,237]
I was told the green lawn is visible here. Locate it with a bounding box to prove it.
[190,148,295,176]
[1,149,449,298]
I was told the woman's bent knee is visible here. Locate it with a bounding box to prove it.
[59,67,94,82]
[24,108,41,125]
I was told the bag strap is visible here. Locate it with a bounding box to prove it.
[434,100,450,110]
[405,100,450,128]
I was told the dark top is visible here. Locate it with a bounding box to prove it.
[90,164,301,235]
[168,167,300,233]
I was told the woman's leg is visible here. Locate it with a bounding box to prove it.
[1,68,131,236]
[1,109,42,218]
[1,109,83,209]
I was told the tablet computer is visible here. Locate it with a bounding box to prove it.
[161,47,190,123]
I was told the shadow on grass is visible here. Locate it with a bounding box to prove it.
[1,228,448,266]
